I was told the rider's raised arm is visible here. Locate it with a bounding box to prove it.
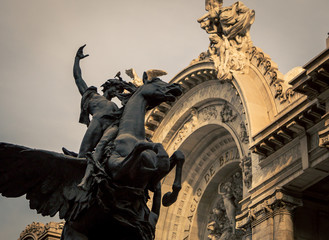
[73,45,89,96]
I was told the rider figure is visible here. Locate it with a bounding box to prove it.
[72,45,127,188]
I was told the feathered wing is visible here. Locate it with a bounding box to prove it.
[145,69,167,80]
[0,142,91,221]
[125,68,143,87]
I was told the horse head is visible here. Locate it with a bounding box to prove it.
[140,72,183,110]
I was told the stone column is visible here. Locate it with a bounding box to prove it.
[237,188,302,240]
[273,203,294,240]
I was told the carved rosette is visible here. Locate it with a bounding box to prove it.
[207,171,244,240]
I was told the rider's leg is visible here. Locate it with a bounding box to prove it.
[78,118,103,158]
[77,119,104,189]
[93,125,118,164]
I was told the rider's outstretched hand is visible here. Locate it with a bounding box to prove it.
[76,44,89,59]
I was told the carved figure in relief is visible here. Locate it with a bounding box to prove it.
[209,34,230,78]
[173,108,198,150]
[240,153,252,188]
[200,106,218,121]
[239,121,249,144]
[207,172,243,240]
[198,0,223,34]
[0,46,185,240]
[220,103,237,123]
[197,1,255,80]
[218,182,236,234]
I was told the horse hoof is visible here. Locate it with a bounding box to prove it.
[162,192,178,207]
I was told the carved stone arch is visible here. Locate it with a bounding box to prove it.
[149,62,263,239]
[156,128,243,239]
[21,235,36,240]
[146,59,286,145]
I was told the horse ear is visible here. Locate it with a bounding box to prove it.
[143,72,148,84]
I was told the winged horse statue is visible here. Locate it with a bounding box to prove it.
[0,50,184,240]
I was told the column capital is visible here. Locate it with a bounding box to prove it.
[236,188,302,229]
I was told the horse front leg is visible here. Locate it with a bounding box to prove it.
[162,150,185,207]
[110,141,155,181]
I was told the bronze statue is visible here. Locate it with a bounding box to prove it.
[0,45,184,240]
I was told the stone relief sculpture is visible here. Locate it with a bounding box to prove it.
[195,1,255,80]
[239,121,249,144]
[0,45,185,240]
[19,222,65,240]
[207,172,243,240]
[197,0,223,34]
[240,153,252,189]
[220,102,237,123]
[173,108,198,151]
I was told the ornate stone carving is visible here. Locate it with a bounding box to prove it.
[249,46,297,105]
[19,222,65,240]
[200,105,219,121]
[236,188,302,233]
[239,121,249,144]
[220,103,237,123]
[44,221,65,232]
[19,222,46,239]
[173,106,220,150]
[240,153,252,189]
[190,51,211,65]
[318,112,329,148]
[207,172,243,240]
[197,1,255,80]
[173,108,198,150]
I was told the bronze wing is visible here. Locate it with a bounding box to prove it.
[0,142,91,221]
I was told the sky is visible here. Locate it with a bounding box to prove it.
[0,0,328,239]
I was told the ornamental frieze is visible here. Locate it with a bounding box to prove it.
[172,103,242,151]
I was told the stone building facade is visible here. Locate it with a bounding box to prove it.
[18,222,64,240]
[146,1,329,239]
[19,1,329,240]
